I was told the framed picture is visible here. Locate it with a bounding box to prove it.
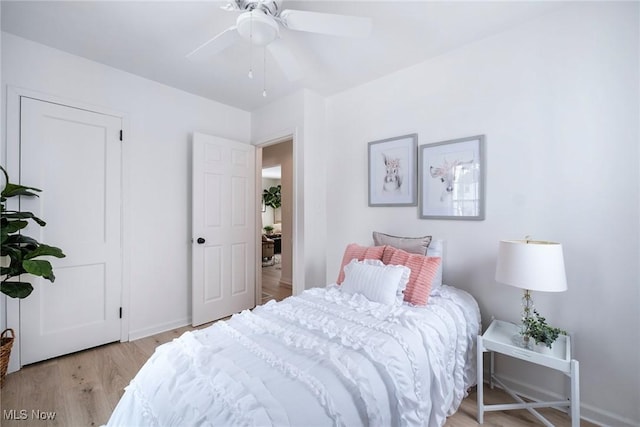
[368,133,418,206]
[419,135,485,220]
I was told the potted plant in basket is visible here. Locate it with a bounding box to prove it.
[0,165,65,386]
[521,309,567,350]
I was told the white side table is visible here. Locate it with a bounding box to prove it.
[477,319,580,427]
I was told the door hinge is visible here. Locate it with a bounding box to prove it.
[119,130,123,141]
[119,307,123,319]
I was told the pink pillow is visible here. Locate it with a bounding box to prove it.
[336,244,386,284]
[385,246,441,305]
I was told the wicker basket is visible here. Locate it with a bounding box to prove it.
[0,328,15,388]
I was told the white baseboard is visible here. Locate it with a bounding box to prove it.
[494,374,637,427]
[128,317,190,342]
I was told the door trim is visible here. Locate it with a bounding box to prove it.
[3,86,130,373]
[253,128,304,298]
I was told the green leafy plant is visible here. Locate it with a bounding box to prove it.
[1,166,65,299]
[263,225,274,235]
[521,309,567,348]
[262,185,281,209]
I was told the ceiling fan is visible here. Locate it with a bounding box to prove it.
[187,0,372,82]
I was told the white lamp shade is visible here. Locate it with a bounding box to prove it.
[495,240,567,292]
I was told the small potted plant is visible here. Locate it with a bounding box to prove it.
[263,225,274,235]
[521,310,567,351]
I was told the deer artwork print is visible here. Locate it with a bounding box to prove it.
[382,153,403,193]
[429,158,474,201]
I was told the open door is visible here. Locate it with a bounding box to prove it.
[192,132,256,326]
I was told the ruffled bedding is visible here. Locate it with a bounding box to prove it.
[106,284,480,427]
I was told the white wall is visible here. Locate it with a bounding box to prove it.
[302,90,327,288]
[1,33,251,340]
[325,3,638,426]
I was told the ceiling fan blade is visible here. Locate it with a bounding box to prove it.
[279,9,372,38]
[267,39,303,82]
[220,2,241,12]
[186,26,240,61]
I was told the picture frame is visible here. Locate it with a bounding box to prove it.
[419,135,485,220]
[368,133,418,206]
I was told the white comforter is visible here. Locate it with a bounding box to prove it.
[106,284,480,427]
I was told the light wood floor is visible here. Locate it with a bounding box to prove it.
[1,268,595,427]
[261,254,291,304]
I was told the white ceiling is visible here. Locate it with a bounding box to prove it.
[1,1,566,112]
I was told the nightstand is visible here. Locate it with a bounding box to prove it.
[477,319,580,427]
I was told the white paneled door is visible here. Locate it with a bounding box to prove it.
[192,132,255,326]
[19,97,123,365]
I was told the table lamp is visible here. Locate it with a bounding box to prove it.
[495,238,567,348]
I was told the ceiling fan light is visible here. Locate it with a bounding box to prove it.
[237,10,279,46]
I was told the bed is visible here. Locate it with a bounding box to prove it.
[107,240,481,427]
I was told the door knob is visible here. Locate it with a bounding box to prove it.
[197,237,205,244]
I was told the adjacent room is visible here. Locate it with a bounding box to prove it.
[0,1,638,426]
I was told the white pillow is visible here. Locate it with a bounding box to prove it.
[426,239,444,289]
[340,259,411,305]
[359,259,409,303]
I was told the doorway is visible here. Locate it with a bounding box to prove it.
[260,140,293,304]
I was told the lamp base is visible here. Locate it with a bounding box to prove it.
[511,334,533,350]
[518,289,535,350]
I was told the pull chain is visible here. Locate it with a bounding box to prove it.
[263,46,267,97]
[248,10,254,79]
